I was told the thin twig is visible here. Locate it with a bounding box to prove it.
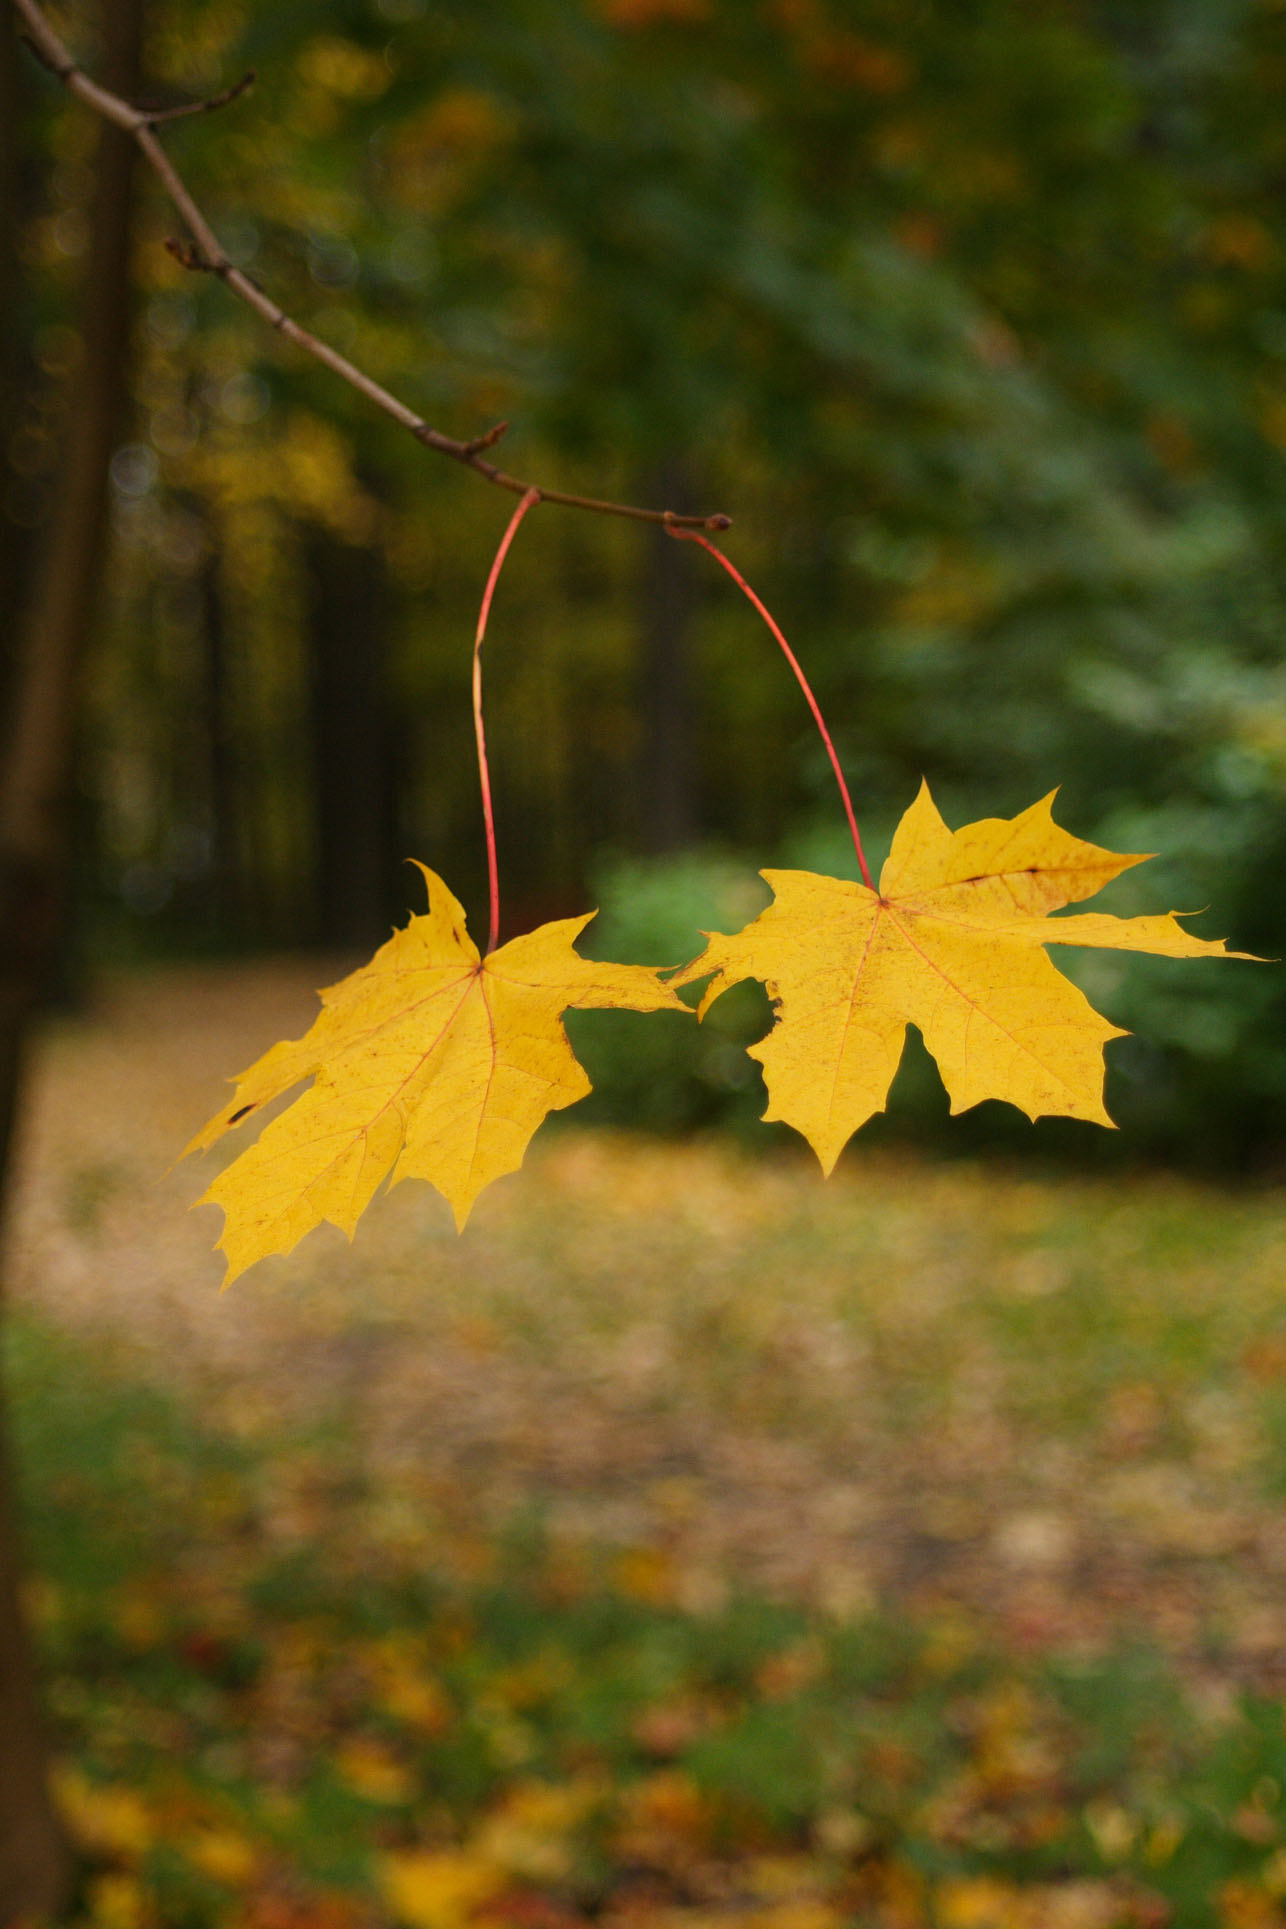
[142,69,255,124]
[463,420,509,457]
[9,0,732,534]
[17,27,70,78]
[163,235,216,274]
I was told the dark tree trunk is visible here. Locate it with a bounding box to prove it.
[0,18,27,711]
[0,3,145,1914]
[200,536,252,946]
[0,1373,66,1920]
[636,458,698,852]
[304,523,398,949]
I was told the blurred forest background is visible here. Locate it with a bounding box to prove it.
[9,7,1286,1923]
[4,0,1286,1163]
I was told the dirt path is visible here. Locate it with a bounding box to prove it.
[8,964,1286,1691]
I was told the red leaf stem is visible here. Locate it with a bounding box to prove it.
[474,487,542,953]
[670,531,873,891]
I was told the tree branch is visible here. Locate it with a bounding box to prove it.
[9,0,732,533]
[142,68,256,124]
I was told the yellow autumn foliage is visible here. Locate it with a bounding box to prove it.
[188,865,684,1278]
[676,783,1249,1170]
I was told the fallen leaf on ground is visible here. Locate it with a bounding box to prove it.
[54,1766,155,1860]
[180,1826,260,1886]
[380,1848,507,1929]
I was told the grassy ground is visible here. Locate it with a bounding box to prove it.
[6,964,1286,1928]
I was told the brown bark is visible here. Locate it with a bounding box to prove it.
[0,1371,66,1922]
[0,17,26,704]
[0,1,145,1914]
[0,1,143,872]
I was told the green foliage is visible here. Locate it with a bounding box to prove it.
[569,850,774,1135]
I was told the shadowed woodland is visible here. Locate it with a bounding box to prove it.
[2,0,1286,1923]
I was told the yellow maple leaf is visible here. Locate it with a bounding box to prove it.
[186,865,686,1279]
[674,783,1252,1170]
